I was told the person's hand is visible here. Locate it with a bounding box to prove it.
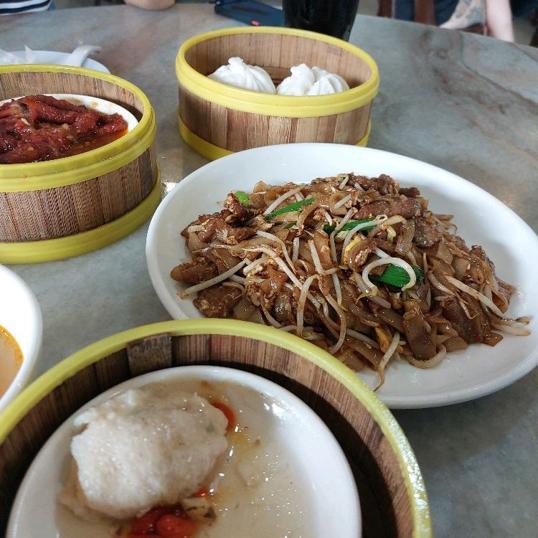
[124,0,175,10]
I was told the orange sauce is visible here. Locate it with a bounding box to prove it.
[0,325,23,397]
[68,128,128,157]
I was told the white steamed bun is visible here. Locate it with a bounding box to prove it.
[277,64,349,96]
[208,57,276,94]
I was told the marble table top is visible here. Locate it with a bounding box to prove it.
[1,4,537,537]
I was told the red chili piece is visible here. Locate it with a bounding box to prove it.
[155,514,198,538]
[211,401,236,433]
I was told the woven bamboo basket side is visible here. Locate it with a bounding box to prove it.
[0,146,157,242]
[179,86,372,150]
[0,69,158,243]
[0,333,414,536]
[183,33,372,87]
[0,71,144,118]
[178,30,378,157]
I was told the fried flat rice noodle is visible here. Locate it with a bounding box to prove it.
[169,176,528,389]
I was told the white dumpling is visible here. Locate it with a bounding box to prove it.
[59,385,228,521]
[307,70,349,96]
[277,64,350,96]
[208,57,276,94]
[276,64,315,96]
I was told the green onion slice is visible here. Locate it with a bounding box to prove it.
[323,218,375,234]
[370,265,425,289]
[234,191,251,206]
[264,198,315,221]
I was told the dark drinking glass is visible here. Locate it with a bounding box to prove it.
[283,0,360,41]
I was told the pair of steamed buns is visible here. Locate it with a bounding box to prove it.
[208,57,349,96]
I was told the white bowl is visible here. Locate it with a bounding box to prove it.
[0,50,109,73]
[0,265,42,412]
[145,143,538,409]
[8,366,361,538]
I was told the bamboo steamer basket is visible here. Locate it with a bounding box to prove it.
[0,320,431,537]
[0,65,159,264]
[176,27,379,160]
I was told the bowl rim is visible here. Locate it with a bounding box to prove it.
[0,265,42,413]
[0,65,155,192]
[176,26,380,118]
[0,93,139,132]
[8,365,361,538]
[0,319,431,536]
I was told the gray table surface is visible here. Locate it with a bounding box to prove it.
[2,4,537,537]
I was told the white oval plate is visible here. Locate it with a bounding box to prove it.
[0,50,109,72]
[8,366,360,538]
[0,94,138,131]
[146,144,538,409]
[0,265,42,412]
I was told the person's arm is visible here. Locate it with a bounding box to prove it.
[124,0,175,10]
[485,0,515,41]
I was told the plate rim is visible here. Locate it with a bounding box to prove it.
[146,143,538,409]
[8,363,361,538]
[5,49,110,73]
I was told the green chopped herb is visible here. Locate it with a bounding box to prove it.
[370,265,425,289]
[323,218,375,234]
[234,191,251,206]
[284,222,297,229]
[264,197,315,221]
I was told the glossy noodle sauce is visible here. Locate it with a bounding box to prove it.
[0,325,22,397]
